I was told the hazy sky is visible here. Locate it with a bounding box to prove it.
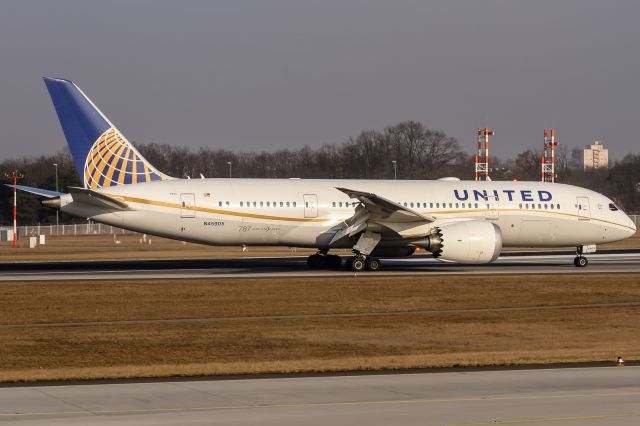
[1,0,639,160]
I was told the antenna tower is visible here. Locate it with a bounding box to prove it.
[541,129,557,182]
[475,128,493,181]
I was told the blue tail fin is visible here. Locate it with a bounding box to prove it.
[43,77,170,189]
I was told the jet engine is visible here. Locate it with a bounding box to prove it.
[415,220,502,264]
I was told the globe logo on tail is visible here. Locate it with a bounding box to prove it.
[83,128,166,189]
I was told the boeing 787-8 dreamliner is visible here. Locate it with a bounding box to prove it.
[10,78,636,271]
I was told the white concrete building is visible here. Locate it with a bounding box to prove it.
[583,141,608,170]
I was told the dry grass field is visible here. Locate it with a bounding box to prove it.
[0,230,637,263]
[0,234,318,262]
[1,274,639,382]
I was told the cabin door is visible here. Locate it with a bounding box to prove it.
[576,197,590,220]
[485,195,499,220]
[180,193,196,218]
[303,194,318,218]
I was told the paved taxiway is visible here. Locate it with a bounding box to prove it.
[1,366,639,425]
[1,250,639,281]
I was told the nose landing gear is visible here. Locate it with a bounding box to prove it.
[573,244,593,268]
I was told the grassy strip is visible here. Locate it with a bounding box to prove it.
[1,274,639,382]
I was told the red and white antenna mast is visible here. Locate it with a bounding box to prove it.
[541,129,557,182]
[475,128,493,181]
[5,171,24,248]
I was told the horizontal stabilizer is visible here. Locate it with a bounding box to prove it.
[5,184,63,198]
[67,187,130,210]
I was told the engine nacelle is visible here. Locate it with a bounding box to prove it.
[416,221,502,264]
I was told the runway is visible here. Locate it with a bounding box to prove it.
[1,250,639,281]
[1,366,639,425]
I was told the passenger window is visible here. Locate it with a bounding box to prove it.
[267,202,270,207]
[280,201,284,207]
[455,203,459,208]
[218,201,222,207]
[449,203,452,208]
[430,203,433,208]
[436,203,439,208]
[293,202,297,207]
[286,201,290,207]
[332,202,336,207]
[339,202,342,207]
[240,201,243,207]
[260,201,263,207]
[550,204,554,209]
[475,203,479,208]
[306,202,309,207]
[557,203,560,209]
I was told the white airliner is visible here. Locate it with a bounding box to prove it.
[11,78,636,271]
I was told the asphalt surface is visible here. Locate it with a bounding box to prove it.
[1,366,639,425]
[1,250,639,281]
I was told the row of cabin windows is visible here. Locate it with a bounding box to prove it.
[520,203,561,210]
[219,201,297,208]
[332,201,481,209]
[213,200,561,211]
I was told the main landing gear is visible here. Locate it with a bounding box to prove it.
[347,254,381,272]
[307,251,342,269]
[573,245,589,268]
[306,252,382,271]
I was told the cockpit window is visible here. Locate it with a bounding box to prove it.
[609,203,619,211]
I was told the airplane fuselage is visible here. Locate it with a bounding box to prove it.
[57,178,636,251]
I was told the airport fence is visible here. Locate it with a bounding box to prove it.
[1,223,138,238]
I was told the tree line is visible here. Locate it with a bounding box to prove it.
[1,120,638,225]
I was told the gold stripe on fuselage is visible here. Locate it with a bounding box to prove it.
[103,194,635,230]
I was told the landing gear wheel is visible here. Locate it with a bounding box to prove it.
[573,256,588,268]
[326,255,342,269]
[307,254,326,269]
[365,258,381,271]
[350,255,366,272]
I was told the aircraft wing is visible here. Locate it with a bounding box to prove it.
[335,187,435,223]
[329,187,436,245]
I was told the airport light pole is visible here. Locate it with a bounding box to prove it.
[227,161,232,179]
[5,171,24,248]
[392,160,397,180]
[53,163,59,227]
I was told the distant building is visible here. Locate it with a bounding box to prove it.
[583,141,608,170]
[570,148,584,169]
